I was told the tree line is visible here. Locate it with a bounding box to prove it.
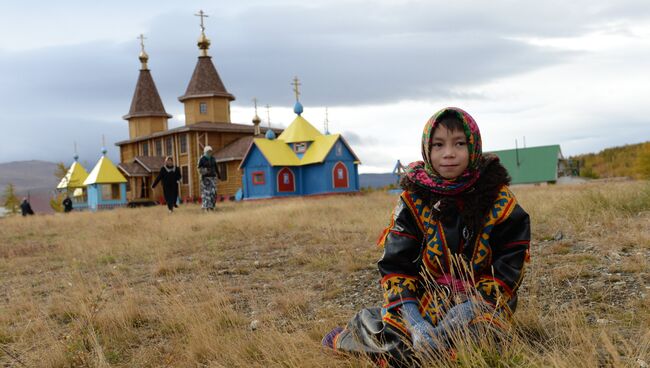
[571,141,650,179]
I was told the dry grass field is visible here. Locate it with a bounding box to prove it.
[1,181,649,367]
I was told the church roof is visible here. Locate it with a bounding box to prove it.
[249,138,301,166]
[214,136,254,163]
[123,69,172,120]
[115,122,282,145]
[242,134,361,167]
[134,156,166,172]
[178,56,235,102]
[84,156,128,185]
[118,162,149,177]
[300,134,342,165]
[277,115,323,143]
[57,161,89,189]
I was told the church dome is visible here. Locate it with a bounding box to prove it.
[265,129,276,140]
[294,101,304,116]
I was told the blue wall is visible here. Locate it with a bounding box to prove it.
[87,183,127,211]
[242,146,274,199]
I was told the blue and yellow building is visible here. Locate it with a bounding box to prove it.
[56,154,90,210]
[240,101,360,199]
[83,148,128,211]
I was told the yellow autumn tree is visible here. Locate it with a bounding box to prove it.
[2,183,20,214]
[635,142,650,179]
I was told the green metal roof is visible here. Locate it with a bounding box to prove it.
[488,145,562,184]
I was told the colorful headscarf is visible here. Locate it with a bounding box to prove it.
[404,107,490,195]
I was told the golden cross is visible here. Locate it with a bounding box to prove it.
[195,10,209,32]
[291,76,301,102]
[138,34,147,52]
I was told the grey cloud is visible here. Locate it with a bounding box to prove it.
[343,131,378,146]
[0,116,123,165]
[2,0,649,164]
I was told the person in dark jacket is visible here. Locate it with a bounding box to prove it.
[197,146,221,211]
[62,195,73,213]
[20,198,35,216]
[152,156,182,213]
[322,108,531,366]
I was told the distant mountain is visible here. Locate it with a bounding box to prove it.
[0,160,60,213]
[359,173,398,189]
[0,160,60,192]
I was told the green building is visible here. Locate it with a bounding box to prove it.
[488,145,566,185]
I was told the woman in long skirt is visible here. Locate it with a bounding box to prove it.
[197,146,220,211]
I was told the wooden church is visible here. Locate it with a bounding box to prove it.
[239,92,361,200]
[116,13,279,204]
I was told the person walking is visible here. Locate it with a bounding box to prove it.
[152,156,182,213]
[62,195,73,213]
[20,198,34,216]
[197,146,220,211]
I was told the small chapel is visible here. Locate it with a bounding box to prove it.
[239,85,361,200]
[116,11,279,204]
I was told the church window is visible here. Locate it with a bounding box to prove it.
[165,137,173,155]
[142,142,149,156]
[336,142,343,156]
[155,139,163,156]
[181,166,189,185]
[180,134,188,154]
[200,102,208,114]
[293,142,307,153]
[218,163,228,181]
[252,171,265,185]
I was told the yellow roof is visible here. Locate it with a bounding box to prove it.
[249,134,362,167]
[83,156,127,185]
[253,138,301,166]
[277,115,323,143]
[301,134,341,165]
[57,161,89,189]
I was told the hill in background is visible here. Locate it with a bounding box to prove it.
[0,160,60,192]
[359,173,397,189]
[571,141,650,179]
[0,160,60,213]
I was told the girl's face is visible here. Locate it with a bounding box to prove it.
[429,125,469,179]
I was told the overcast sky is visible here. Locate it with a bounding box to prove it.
[1,0,649,172]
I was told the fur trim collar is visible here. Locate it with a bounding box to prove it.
[400,158,511,236]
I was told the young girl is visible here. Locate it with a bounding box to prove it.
[323,107,530,366]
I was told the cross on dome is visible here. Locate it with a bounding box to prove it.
[195,10,209,33]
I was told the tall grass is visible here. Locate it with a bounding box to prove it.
[0,181,648,367]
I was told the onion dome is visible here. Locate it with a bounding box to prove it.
[294,101,304,116]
